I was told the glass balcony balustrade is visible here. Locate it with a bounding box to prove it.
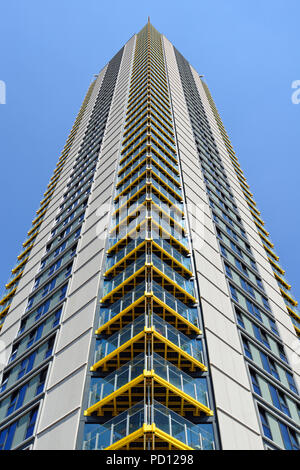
[290,314,300,331]
[118,161,181,197]
[115,177,148,202]
[150,313,202,360]
[115,174,181,209]
[127,87,149,107]
[152,281,199,327]
[279,283,294,298]
[150,139,177,164]
[106,237,145,270]
[119,144,147,169]
[151,194,185,226]
[150,107,174,132]
[102,250,194,300]
[121,136,148,161]
[150,152,180,181]
[150,115,174,138]
[98,283,146,330]
[151,126,176,150]
[149,141,178,167]
[22,230,39,247]
[149,97,172,121]
[111,198,185,238]
[0,300,11,316]
[110,206,147,236]
[83,400,215,450]
[113,192,148,217]
[98,281,199,332]
[150,113,174,135]
[124,110,148,131]
[274,271,292,289]
[151,252,194,296]
[5,269,23,288]
[281,290,298,308]
[109,209,186,252]
[88,354,146,408]
[102,254,147,298]
[11,256,28,274]
[127,94,149,116]
[0,283,18,304]
[152,181,182,206]
[108,222,148,252]
[152,171,182,198]
[123,116,148,137]
[87,352,209,410]
[106,236,191,273]
[116,166,182,202]
[149,84,170,104]
[126,103,148,127]
[151,210,186,243]
[270,261,286,277]
[118,153,148,180]
[116,164,148,194]
[285,303,300,319]
[122,125,148,150]
[123,116,148,138]
[152,237,190,270]
[93,313,203,366]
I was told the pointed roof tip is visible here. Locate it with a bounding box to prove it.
[148,16,150,25]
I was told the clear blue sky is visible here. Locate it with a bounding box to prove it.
[0,0,299,302]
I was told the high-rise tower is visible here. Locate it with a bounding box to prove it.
[0,22,299,451]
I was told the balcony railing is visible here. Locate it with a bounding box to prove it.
[93,313,203,367]
[83,400,215,450]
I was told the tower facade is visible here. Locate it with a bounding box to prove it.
[0,22,299,451]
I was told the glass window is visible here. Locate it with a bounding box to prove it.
[246,299,262,322]
[25,407,38,440]
[259,408,272,440]
[229,284,238,302]
[278,344,288,364]
[64,263,72,278]
[52,308,62,327]
[59,284,68,301]
[44,338,55,359]
[250,259,258,271]
[220,245,227,258]
[235,259,248,277]
[250,370,261,395]
[286,372,298,394]
[35,299,50,321]
[236,309,245,328]
[33,278,41,290]
[36,369,47,396]
[262,297,271,312]
[279,422,299,450]
[260,351,271,375]
[269,385,290,417]
[256,277,264,290]
[224,264,232,278]
[269,318,279,336]
[241,278,255,298]
[48,259,61,276]
[253,325,270,349]
[242,337,252,359]
[269,358,280,381]
[17,353,35,380]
